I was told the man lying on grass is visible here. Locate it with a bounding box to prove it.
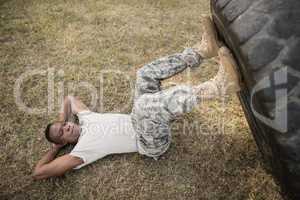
[33,17,241,180]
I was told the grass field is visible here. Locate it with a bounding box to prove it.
[0,0,283,199]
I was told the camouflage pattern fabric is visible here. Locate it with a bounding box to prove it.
[131,48,224,159]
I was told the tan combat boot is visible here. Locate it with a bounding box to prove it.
[194,16,219,58]
[214,46,241,94]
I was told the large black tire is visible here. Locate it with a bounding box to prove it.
[211,0,300,199]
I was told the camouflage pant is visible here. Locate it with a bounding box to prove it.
[131,48,217,159]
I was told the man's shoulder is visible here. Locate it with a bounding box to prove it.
[76,110,99,123]
[76,110,94,116]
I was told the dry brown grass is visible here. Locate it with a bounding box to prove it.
[0,0,283,199]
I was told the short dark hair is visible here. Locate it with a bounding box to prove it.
[45,122,59,144]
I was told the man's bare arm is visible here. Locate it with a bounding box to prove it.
[34,144,62,172]
[32,145,83,180]
[58,96,90,122]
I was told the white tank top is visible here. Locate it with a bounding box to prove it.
[70,111,137,169]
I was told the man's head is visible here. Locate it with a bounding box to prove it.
[45,122,81,145]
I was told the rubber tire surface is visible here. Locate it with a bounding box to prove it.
[211,0,300,199]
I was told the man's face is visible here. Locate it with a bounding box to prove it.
[49,122,81,144]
